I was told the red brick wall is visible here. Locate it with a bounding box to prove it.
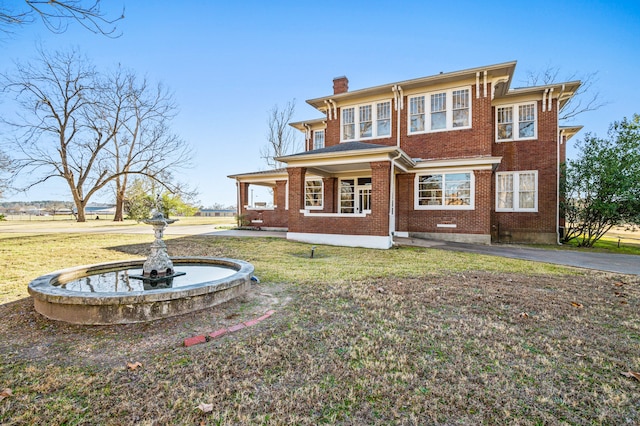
[395,170,492,235]
[288,162,390,237]
[324,101,398,149]
[291,83,563,243]
[400,86,493,159]
[491,99,559,242]
[239,181,288,228]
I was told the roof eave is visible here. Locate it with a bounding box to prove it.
[289,118,326,131]
[306,61,517,109]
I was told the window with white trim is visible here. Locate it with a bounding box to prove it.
[339,177,371,213]
[305,179,323,209]
[341,101,392,141]
[408,87,471,134]
[313,130,325,150]
[496,171,538,212]
[415,172,474,210]
[496,102,537,141]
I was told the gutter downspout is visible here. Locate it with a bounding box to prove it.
[556,95,562,245]
[389,151,403,241]
[390,84,404,243]
[235,180,241,222]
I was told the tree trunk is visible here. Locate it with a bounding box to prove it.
[76,203,86,222]
[114,194,124,221]
[113,174,128,222]
[70,187,87,222]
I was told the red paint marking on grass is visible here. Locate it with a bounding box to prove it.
[183,311,276,347]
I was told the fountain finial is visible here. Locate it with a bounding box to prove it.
[141,193,179,278]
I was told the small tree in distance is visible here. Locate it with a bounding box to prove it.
[524,66,607,122]
[562,114,640,247]
[260,99,300,169]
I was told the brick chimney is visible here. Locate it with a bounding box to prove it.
[333,76,348,94]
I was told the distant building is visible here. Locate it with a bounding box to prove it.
[196,209,235,218]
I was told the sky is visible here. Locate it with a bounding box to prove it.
[1,0,639,207]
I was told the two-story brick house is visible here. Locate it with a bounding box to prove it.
[229,61,582,249]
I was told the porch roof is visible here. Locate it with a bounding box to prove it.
[559,125,584,141]
[227,168,288,185]
[276,142,415,176]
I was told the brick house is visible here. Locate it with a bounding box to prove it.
[229,61,582,249]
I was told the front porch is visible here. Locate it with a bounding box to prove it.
[230,143,414,249]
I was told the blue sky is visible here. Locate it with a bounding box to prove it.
[1,0,639,206]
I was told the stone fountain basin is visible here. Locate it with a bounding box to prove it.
[28,257,254,325]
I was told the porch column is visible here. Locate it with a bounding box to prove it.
[370,161,391,236]
[322,177,336,213]
[275,180,287,209]
[287,167,307,232]
[239,182,250,214]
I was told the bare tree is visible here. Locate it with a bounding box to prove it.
[1,48,100,221]
[1,48,192,222]
[523,66,607,122]
[100,67,193,221]
[0,0,124,37]
[260,99,299,169]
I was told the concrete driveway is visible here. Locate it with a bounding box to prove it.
[394,237,640,276]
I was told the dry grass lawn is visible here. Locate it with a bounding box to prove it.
[0,233,638,424]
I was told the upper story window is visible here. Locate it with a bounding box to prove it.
[496,102,537,142]
[496,171,537,212]
[341,100,392,142]
[305,179,323,209]
[414,172,474,210]
[408,87,471,134]
[313,130,325,150]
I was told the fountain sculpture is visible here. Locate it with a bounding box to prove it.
[128,202,185,284]
[28,199,255,325]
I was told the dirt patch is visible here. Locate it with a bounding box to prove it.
[0,281,291,369]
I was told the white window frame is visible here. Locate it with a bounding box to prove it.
[495,171,538,212]
[338,177,372,214]
[495,101,537,142]
[340,100,392,142]
[414,171,475,210]
[313,130,325,150]
[305,179,323,210]
[407,86,472,134]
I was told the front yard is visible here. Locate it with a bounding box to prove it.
[0,234,638,424]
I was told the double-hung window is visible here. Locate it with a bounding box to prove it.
[496,102,537,141]
[408,87,471,134]
[415,172,474,210]
[305,179,323,209]
[496,171,537,212]
[313,130,325,150]
[341,101,392,141]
